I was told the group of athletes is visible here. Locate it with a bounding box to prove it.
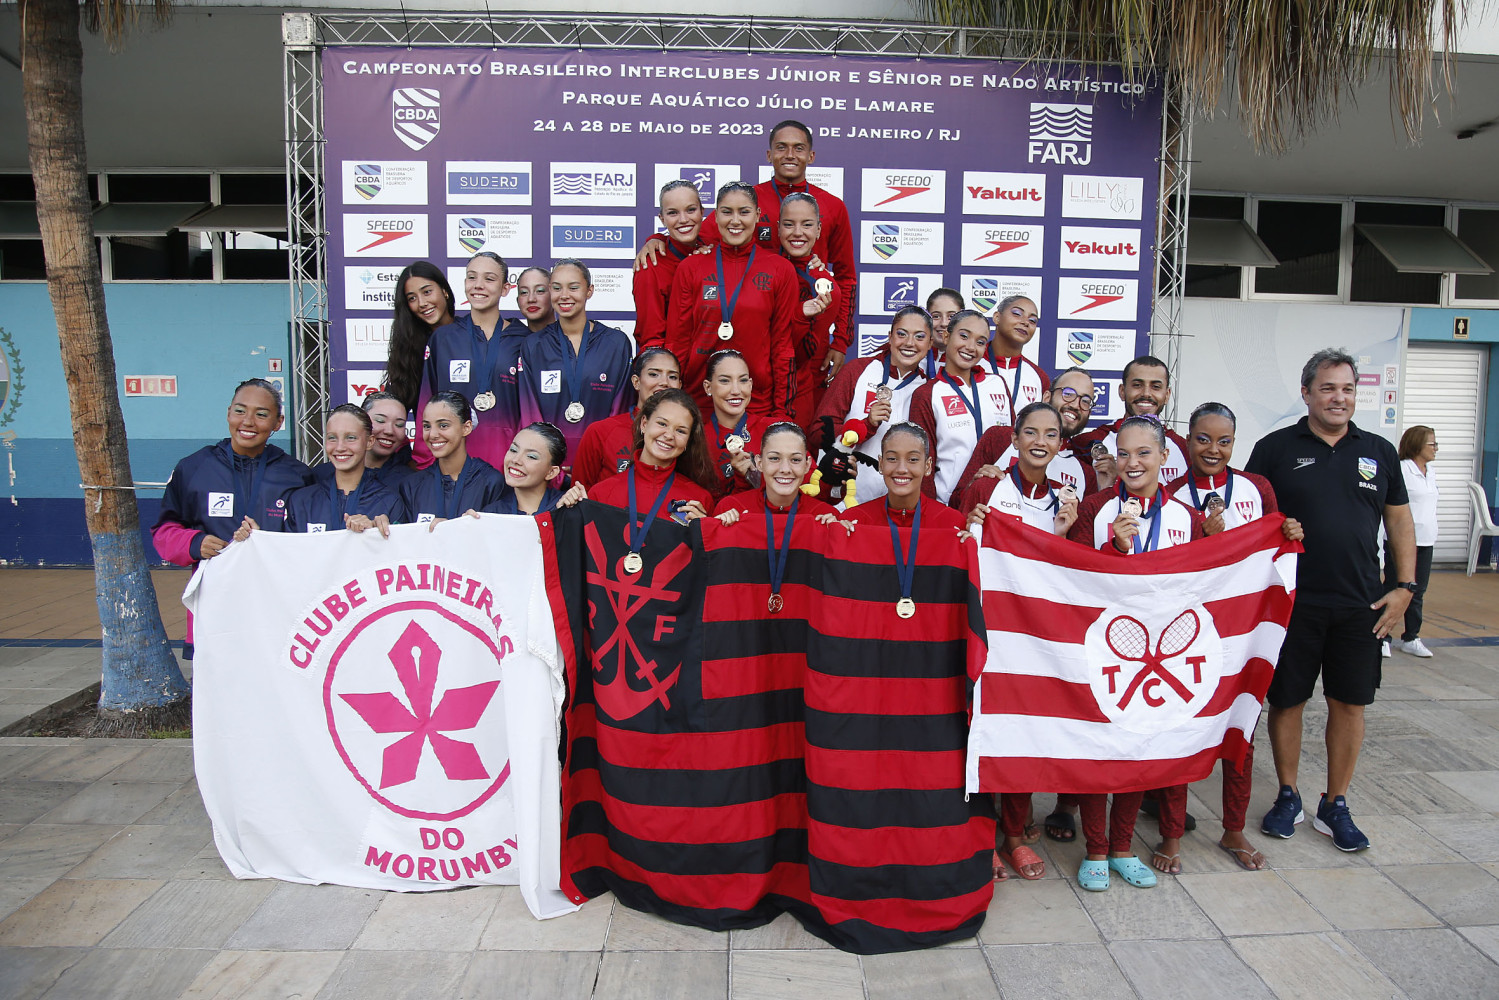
[154,119,1418,895]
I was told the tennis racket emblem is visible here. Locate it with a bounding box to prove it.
[1103,610,1201,709]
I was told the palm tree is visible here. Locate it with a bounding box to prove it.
[914,0,1462,151]
[19,0,188,731]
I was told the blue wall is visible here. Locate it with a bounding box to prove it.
[1,282,293,564]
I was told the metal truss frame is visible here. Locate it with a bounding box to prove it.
[283,12,1188,451]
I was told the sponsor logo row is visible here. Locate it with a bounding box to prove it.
[342,213,1144,276]
[342,160,1143,221]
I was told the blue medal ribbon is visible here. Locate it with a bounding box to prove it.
[765,494,799,602]
[887,500,922,603]
[1186,468,1235,513]
[627,465,677,557]
[231,451,268,523]
[1118,484,1163,554]
[1009,464,1057,512]
[714,246,757,330]
[467,316,499,398]
[880,355,923,393]
[433,457,473,521]
[560,322,591,412]
[941,372,985,437]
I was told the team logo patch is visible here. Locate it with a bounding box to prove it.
[752,273,771,291]
[943,395,968,418]
[540,370,562,394]
[701,285,720,301]
[1067,331,1094,365]
[208,493,233,518]
[354,164,381,201]
[391,88,441,151]
[1087,606,1222,734]
[1358,457,1377,481]
[871,224,900,261]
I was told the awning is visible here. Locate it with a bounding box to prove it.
[1185,218,1278,267]
[1354,223,1493,274]
[178,205,289,233]
[90,203,207,236]
[0,203,40,238]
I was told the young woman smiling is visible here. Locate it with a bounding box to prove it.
[396,391,508,527]
[590,387,717,522]
[480,423,587,516]
[963,403,1080,536]
[266,404,402,536]
[712,422,841,523]
[703,350,777,501]
[385,262,455,414]
[666,181,798,418]
[633,180,707,351]
[572,348,683,489]
[908,310,1014,504]
[777,192,838,424]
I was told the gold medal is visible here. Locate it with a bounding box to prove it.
[724,434,745,455]
[622,551,644,575]
[565,401,585,423]
[814,277,833,296]
[473,391,496,412]
[767,593,784,614]
[718,321,734,341]
[896,597,916,619]
[1123,498,1143,518]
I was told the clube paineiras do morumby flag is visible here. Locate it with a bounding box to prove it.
[539,498,992,954]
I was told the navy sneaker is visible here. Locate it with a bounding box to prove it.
[1313,794,1370,852]
[1260,785,1304,839]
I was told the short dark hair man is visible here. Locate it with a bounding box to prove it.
[1245,348,1416,852]
[1070,355,1190,489]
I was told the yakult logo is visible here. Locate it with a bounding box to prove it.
[961,171,1047,217]
[392,88,441,150]
[1028,103,1092,165]
[1085,605,1222,734]
[1059,226,1143,271]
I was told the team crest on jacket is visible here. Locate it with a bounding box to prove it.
[1357,457,1377,481]
[392,88,441,150]
[1085,604,1222,734]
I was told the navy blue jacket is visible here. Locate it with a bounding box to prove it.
[397,456,509,522]
[481,485,564,516]
[285,471,403,532]
[152,440,313,562]
[313,455,415,490]
[517,320,634,465]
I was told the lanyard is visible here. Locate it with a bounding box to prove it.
[714,246,757,327]
[231,451,268,522]
[468,316,499,396]
[329,470,365,523]
[887,500,922,602]
[1186,468,1235,513]
[710,412,750,450]
[792,261,819,299]
[941,372,985,436]
[433,458,472,521]
[765,495,799,602]
[994,357,1024,424]
[923,350,939,379]
[666,239,694,262]
[561,322,590,406]
[627,466,677,555]
[1010,464,1057,512]
[1119,485,1164,554]
[880,355,923,393]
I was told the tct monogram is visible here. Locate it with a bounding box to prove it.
[1101,611,1205,710]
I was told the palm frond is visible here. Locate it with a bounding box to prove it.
[82,0,172,51]
[914,0,1464,152]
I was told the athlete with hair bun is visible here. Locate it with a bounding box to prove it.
[573,348,682,489]
[481,422,587,516]
[397,391,509,526]
[701,350,778,501]
[908,310,1014,505]
[633,180,707,351]
[777,191,838,425]
[507,266,554,333]
[272,404,403,536]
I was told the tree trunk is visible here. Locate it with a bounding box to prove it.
[19,0,189,719]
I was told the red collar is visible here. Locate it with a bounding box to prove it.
[1122,489,1159,512]
[1192,472,1229,490]
[991,354,1022,371]
[884,499,921,525]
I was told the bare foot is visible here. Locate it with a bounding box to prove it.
[1151,837,1182,874]
[1219,830,1267,870]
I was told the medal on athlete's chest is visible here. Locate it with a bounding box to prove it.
[565,401,585,423]
[473,391,496,411]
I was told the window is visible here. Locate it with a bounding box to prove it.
[1455,208,1499,302]
[1183,196,1259,298]
[1252,200,1343,296]
[1350,202,1444,305]
[99,173,211,280]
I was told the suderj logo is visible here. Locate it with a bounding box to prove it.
[1067,331,1094,364]
[458,218,487,255]
[871,224,901,261]
[552,222,632,250]
[681,167,716,202]
[354,164,382,201]
[970,278,998,314]
[884,276,917,311]
[392,88,441,151]
[448,166,530,199]
[1028,103,1092,165]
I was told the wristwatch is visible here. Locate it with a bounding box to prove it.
[1395,581,1419,593]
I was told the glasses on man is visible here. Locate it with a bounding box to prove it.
[1054,387,1096,407]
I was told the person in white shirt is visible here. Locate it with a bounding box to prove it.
[1385,425,1439,657]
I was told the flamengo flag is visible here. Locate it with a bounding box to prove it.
[185,516,576,920]
[969,515,1298,795]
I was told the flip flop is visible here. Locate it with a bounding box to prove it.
[1077,859,1110,891]
[1022,822,1042,846]
[991,850,1010,882]
[1044,810,1077,843]
[1001,845,1046,880]
[1151,845,1183,875]
[1108,855,1158,888]
[1220,842,1268,871]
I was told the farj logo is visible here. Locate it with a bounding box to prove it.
[446,162,532,206]
[392,88,441,151]
[549,215,636,260]
[960,171,1047,217]
[960,223,1044,268]
[550,162,637,207]
[860,168,945,214]
[1028,103,1092,165]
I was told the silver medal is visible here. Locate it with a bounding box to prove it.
[896,597,916,619]
[622,551,643,575]
[473,391,496,412]
[717,321,734,341]
[565,401,585,423]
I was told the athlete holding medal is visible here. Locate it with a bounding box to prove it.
[701,350,778,501]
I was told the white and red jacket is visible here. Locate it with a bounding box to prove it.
[1069,486,1206,553]
[1165,468,1278,530]
[667,242,798,417]
[967,469,1065,533]
[984,354,1052,425]
[632,236,704,351]
[909,370,1014,504]
[701,178,857,343]
[813,353,930,506]
[1072,418,1192,486]
[952,426,1096,513]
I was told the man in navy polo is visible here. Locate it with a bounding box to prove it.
[1246,348,1416,852]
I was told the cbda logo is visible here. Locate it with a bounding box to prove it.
[354,164,382,201]
[392,88,441,151]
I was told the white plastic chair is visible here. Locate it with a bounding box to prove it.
[1466,482,1499,576]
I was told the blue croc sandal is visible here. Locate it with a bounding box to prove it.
[1077,859,1110,891]
[1108,856,1158,888]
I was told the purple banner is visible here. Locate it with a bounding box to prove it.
[322,47,1162,423]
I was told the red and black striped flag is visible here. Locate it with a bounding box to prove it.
[541,499,992,954]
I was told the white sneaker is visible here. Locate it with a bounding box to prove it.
[1397,638,1434,658]
[1381,640,1391,658]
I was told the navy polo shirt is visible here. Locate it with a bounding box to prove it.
[1245,417,1408,608]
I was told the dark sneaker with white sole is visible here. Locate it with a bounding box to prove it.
[1260,784,1304,839]
[1313,794,1370,851]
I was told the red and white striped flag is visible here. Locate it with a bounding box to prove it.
[968,515,1299,795]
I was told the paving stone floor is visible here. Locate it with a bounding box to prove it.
[1,570,1498,997]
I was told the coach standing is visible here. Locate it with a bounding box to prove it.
[1245,348,1416,852]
